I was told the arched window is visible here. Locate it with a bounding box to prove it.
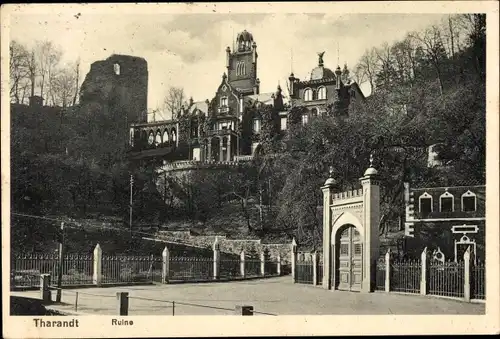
[113,63,120,75]
[318,86,327,100]
[163,130,169,144]
[439,191,454,212]
[220,96,228,107]
[236,61,246,76]
[419,192,433,214]
[461,190,477,212]
[304,88,312,101]
[147,131,154,145]
[155,130,162,147]
[171,129,177,143]
[302,113,308,126]
[253,119,261,133]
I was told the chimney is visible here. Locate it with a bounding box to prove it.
[29,95,43,108]
[226,46,231,69]
[288,73,295,98]
[335,66,342,90]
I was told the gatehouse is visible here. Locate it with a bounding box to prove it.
[321,157,381,292]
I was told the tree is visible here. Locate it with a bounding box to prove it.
[163,87,187,120]
[34,40,62,101]
[9,40,30,104]
[354,48,379,94]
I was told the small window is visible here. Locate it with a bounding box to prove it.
[280,117,287,131]
[301,114,308,125]
[311,108,318,118]
[253,119,261,133]
[462,190,477,212]
[318,86,327,100]
[439,191,454,212]
[304,88,312,101]
[419,192,433,214]
[220,97,228,107]
[113,63,120,75]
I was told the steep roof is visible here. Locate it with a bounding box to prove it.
[188,101,208,115]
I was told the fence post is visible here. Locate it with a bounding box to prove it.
[213,237,220,280]
[277,254,281,276]
[464,246,472,302]
[93,244,102,286]
[312,251,318,286]
[260,251,265,276]
[291,238,297,282]
[240,250,245,278]
[420,247,428,296]
[384,249,391,293]
[162,246,170,284]
[235,305,253,316]
[116,292,129,316]
[40,274,51,303]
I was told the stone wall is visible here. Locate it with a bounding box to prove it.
[155,230,291,262]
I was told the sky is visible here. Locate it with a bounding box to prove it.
[8,6,447,121]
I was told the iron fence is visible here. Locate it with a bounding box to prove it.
[428,260,464,298]
[471,261,485,300]
[11,253,93,288]
[219,259,240,279]
[101,255,155,284]
[264,261,278,276]
[295,261,314,284]
[390,260,421,294]
[168,257,214,281]
[375,260,385,291]
[245,259,261,277]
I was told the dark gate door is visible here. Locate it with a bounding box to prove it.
[337,226,363,292]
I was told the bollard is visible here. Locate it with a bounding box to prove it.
[277,254,281,276]
[291,238,297,282]
[420,247,429,296]
[235,305,253,316]
[162,246,170,284]
[40,274,51,303]
[75,292,79,312]
[117,292,129,316]
[463,247,472,302]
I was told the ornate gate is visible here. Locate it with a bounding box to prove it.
[337,226,363,291]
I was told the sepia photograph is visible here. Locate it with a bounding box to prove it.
[1,2,499,337]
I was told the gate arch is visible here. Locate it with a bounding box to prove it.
[321,159,381,293]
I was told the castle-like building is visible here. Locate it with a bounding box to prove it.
[128,30,365,163]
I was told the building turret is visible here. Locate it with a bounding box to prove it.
[335,66,342,90]
[226,46,231,68]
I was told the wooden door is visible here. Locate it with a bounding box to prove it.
[337,226,363,292]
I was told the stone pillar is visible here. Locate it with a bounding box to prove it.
[213,237,220,280]
[227,136,232,162]
[321,174,335,290]
[359,157,381,293]
[291,238,297,282]
[162,246,170,284]
[464,246,472,302]
[207,138,212,161]
[277,254,282,276]
[40,274,51,303]
[219,137,224,162]
[385,249,391,292]
[312,251,318,286]
[240,250,246,278]
[93,244,102,286]
[260,251,265,276]
[420,247,428,295]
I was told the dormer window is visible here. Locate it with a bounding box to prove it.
[439,191,454,212]
[220,96,228,107]
[317,86,326,100]
[461,190,477,212]
[419,192,433,214]
[113,63,120,75]
[304,88,313,101]
[253,119,261,133]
